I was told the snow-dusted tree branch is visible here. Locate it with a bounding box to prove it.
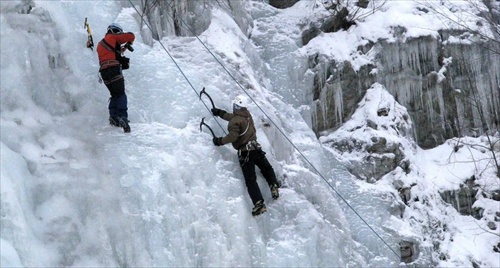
[416,0,500,55]
[320,0,388,31]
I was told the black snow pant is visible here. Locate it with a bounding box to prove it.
[238,149,278,205]
[100,66,128,122]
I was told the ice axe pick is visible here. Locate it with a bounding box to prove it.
[199,117,216,138]
[199,87,215,109]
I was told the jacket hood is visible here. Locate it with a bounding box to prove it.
[233,107,251,117]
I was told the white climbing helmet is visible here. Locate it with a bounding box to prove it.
[233,94,249,110]
[107,23,123,33]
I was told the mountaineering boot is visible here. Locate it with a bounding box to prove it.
[270,184,279,200]
[118,118,131,133]
[109,117,120,127]
[252,200,267,216]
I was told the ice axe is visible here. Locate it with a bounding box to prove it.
[84,18,94,51]
[199,117,216,138]
[199,87,215,109]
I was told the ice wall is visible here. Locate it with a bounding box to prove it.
[126,0,253,43]
[1,0,366,266]
[377,30,500,148]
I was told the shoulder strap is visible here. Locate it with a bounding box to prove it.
[100,38,124,63]
[238,117,250,137]
[100,38,119,53]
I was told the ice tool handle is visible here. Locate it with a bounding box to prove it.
[199,117,216,139]
[199,87,215,109]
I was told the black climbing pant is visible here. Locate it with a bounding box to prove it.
[100,66,128,121]
[238,149,278,205]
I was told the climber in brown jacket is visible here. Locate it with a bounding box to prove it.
[212,95,280,216]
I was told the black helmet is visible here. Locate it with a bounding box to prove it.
[107,23,123,33]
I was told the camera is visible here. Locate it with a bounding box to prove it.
[124,42,134,52]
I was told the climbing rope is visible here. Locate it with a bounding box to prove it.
[125,0,402,261]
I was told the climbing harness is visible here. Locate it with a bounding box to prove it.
[238,140,260,154]
[84,18,94,50]
[238,141,262,166]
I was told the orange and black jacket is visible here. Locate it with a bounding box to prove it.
[97,32,135,70]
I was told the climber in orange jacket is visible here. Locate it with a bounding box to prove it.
[97,23,135,133]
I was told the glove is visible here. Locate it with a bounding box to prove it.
[213,137,223,146]
[211,108,226,117]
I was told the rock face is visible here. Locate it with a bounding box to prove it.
[320,83,414,181]
[439,177,480,217]
[311,30,500,149]
[400,240,416,263]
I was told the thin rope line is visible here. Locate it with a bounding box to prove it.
[126,0,402,261]
[126,0,227,134]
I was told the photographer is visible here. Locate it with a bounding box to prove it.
[97,23,135,133]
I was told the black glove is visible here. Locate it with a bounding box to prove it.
[211,108,226,117]
[213,137,223,146]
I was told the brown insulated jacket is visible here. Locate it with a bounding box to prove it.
[219,108,257,151]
